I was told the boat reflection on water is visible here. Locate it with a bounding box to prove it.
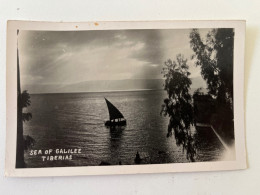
[108,125,125,140]
[23,91,229,168]
[104,97,127,157]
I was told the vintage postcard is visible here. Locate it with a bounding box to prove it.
[5,20,247,177]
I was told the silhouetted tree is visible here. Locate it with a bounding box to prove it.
[161,54,196,162]
[20,91,34,151]
[21,90,32,122]
[190,28,234,110]
[16,30,33,168]
[16,32,25,168]
[190,29,234,139]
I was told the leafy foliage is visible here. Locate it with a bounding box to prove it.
[19,90,33,122]
[23,135,36,150]
[190,28,234,107]
[22,113,32,122]
[18,90,34,150]
[193,87,204,96]
[161,54,196,161]
[190,28,234,140]
[21,90,31,108]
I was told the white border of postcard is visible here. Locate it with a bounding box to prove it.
[5,20,247,177]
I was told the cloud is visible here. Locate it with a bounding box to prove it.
[19,28,211,88]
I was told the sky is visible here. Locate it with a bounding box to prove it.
[18,28,210,88]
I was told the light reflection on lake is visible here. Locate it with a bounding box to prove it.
[24,90,228,168]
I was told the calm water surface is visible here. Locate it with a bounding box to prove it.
[24,90,225,167]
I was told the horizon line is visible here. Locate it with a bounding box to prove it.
[21,76,203,87]
[29,88,165,95]
[28,87,207,95]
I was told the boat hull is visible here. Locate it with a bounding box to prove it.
[105,120,126,126]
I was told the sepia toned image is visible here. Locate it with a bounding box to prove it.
[5,21,246,176]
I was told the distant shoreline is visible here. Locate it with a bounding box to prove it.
[30,88,164,95]
[22,77,206,95]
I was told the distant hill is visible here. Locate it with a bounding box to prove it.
[59,79,165,93]
[22,77,207,94]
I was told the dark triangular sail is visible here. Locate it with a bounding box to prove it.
[104,98,124,120]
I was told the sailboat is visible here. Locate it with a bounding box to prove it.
[104,98,126,126]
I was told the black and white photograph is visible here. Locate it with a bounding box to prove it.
[5,21,246,176]
[2,0,260,193]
